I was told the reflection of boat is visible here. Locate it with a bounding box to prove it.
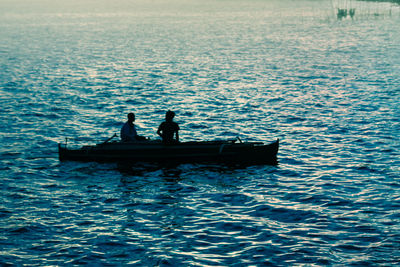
[58,138,279,165]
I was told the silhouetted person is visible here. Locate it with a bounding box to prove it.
[157,110,180,144]
[121,113,147,142]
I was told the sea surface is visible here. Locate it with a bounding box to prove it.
[1,0,399,265]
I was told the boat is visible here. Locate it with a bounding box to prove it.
[58,137,279,166]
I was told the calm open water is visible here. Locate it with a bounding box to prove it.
[1,0,399,265]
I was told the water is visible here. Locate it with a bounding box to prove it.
[1,0,399,265]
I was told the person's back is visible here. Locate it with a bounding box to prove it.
[157,110,179,144]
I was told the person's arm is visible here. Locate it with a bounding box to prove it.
[121,124,128,142]
[157,123,163,138]
[175,123,180,142]
[133,125,148,141]
[132,124,138,138]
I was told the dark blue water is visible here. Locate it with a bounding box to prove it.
[1,0,399,265]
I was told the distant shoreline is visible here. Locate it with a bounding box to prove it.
[360,0,400,4]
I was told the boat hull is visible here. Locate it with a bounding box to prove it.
[58,139,279,165]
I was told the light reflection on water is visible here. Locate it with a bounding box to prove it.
[1,0,400,265]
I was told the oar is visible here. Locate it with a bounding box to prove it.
[102,133,117,144]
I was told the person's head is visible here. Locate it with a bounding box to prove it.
[165,110,175,122]
[127,113,135,123]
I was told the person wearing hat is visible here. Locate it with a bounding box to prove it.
[157,110,180,144]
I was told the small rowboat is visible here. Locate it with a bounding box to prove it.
[58,137,279,165]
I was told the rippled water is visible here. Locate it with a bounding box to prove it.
[1,0,400,265]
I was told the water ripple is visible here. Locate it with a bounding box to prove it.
[1,0,400,265]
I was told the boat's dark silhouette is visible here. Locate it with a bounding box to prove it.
[58,138,279,166]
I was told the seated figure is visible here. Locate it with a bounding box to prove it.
[120,113,147,142]
[157,110,180,144]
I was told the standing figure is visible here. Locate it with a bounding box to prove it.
[121,113,147,142]
[157,110,180,144]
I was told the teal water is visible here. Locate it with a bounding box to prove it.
[1,0,399,265]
